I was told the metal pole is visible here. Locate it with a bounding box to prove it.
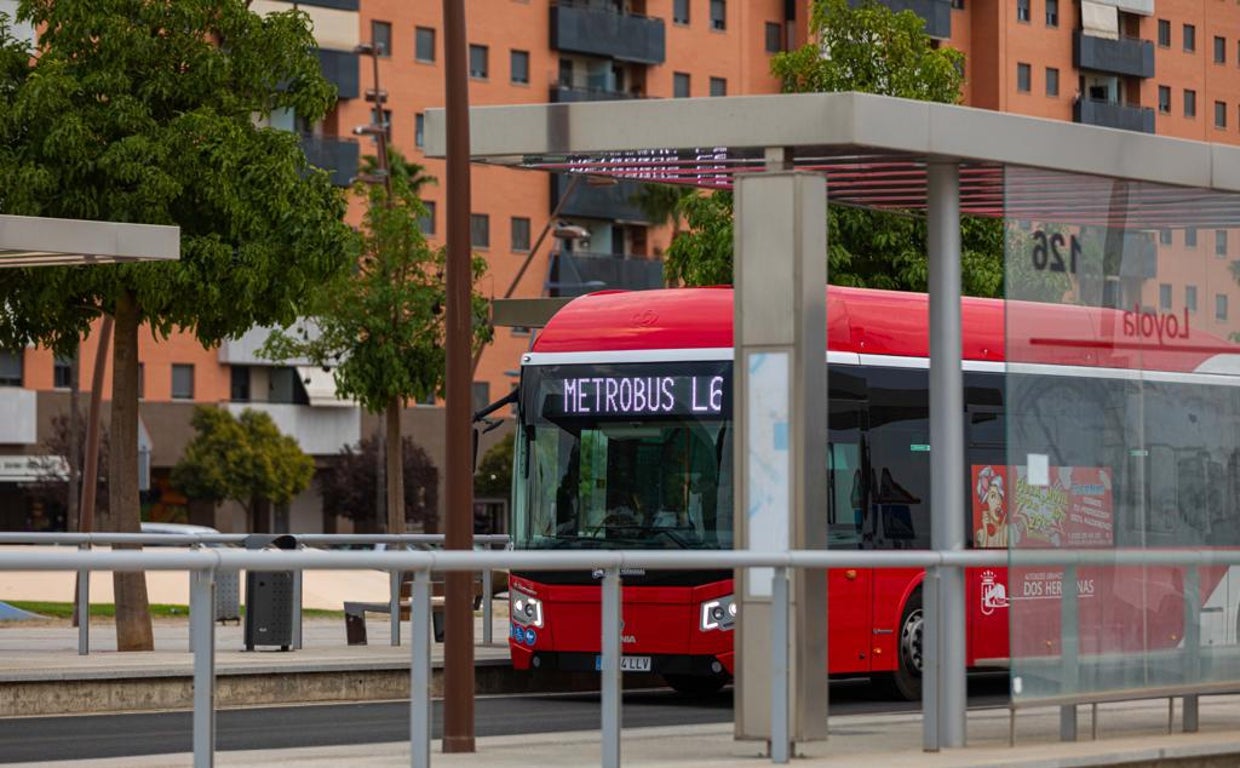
[391,569,403,646]
[481,568,493,644]
[925,161,966,750]
[1183,566,1200,732]
[411,569,432,768]
[922,568,941,751]
[292,569,303,650]
[190,569,216,768]
[76,544,90,655]
[442,0,476,752]
[770,567,790,764]
[1060,564,1078,741]
[601,566,621,768]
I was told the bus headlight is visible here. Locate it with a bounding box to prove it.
[511,590,544,628]
[699,595,737,631]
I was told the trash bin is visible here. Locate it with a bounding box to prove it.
[243,534,297,651]
[216,568,241,624]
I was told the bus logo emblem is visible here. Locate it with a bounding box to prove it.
[980,570,1008,616]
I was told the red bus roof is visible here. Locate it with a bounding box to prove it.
[532,286,1235,373]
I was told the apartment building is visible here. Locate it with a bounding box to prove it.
[3,0,1238,533]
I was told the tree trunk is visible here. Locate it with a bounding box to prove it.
[108,289,153,652]
[386,396,404,535]
[250,497,271,534]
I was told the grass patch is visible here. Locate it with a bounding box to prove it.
[5,601,343,620]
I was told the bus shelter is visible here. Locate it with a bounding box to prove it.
[426,91,1240,754]
[0,214,179,266]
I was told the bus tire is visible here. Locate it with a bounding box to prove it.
[877,590,923,701]
[663,672,729,696]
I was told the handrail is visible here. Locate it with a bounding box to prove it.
[0,532,513,547]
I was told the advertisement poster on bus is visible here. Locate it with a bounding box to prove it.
[971,464,1114,550]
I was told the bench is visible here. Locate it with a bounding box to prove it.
[344,574,484,645]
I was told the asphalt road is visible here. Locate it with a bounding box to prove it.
[0,675,1009,764]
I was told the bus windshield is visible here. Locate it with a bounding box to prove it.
[513,362,734,551]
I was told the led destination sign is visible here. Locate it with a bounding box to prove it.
[545,374,729,418]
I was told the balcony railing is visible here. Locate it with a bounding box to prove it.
[549,85,641,103]
[550,3,666,64]
[300,134,360,187]
[1074,31,1154,79]
[1073,97,1155,134]
[546,250,664,297]
[316,48,359,100]
[551,173,648,223]
[851,0,951,39]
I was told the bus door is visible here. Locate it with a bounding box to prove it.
[965,400,1009,665]
[827,376,872,675]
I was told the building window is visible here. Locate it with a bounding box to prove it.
[472,381,491,414]
[470,213,490,248]
[415,26,435,63]
[1016,62,1031,93]
[952,0,964,8]
[709,77,727,96]
[230,366,251,402]
[1216,36,1227,64]
[765,22,782,54]
[1045,0,1058,27]
[1217,294,1229,322]
[371,107,391,139]
[1186,227,1198,247]
[710,0,726,30]
[674,0,689,25]
[1185,89,1197,118]
[371,20,392,57]
[1157,19,1170,47]
[511,217,531,252]
[415,113,425,147]
[673,72,690,98]
[1045,67,1059,97]
[1016,0,1030,23]
[510,49,529,85]
[1186,285,1198,312]
[1217,101,1228,129]
[469,44,488,79]
[1158,85,1171,113]
[0,353,22,386]
[420,200,436,236]
[1159,283,1172,311]
[1184,24,1196,53]
[171,364,194,400]
[1159,228,1172,245]
[53,355,72,389]
[1218,229,1229,257]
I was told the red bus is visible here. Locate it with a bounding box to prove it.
[505,285,1240,699]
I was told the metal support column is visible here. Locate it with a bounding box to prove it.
[292,569,303,650]
[190,569,216,768]
[391,570,403,646]
[482,569,493,645]
[601,566,622,768]
[1184,566,1201,732]
[734,169,828,745]
[924,160,966,751]
[76,544,90,656]
[770,567,790,763]
[411,570,432,768]
[1060,565,1078,741]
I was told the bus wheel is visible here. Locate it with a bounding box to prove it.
[877,590,923,701]
[663,673,729,696]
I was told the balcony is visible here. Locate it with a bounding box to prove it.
[300,134,360,187]
[853,0,951,39]
[546,251,664,297]
[317,48,359,100]
[225,402,361,456]
[1074,31,1154,79]
[549,85,640,103]
[551,173,648,223]
[550,3,665,65]
[1073,98,1155,134]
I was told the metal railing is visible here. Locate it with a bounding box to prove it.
[5,544,1240,767]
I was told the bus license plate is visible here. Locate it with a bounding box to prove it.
[594,655,652,672]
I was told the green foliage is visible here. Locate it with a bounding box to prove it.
[262,150,492,413]
[0,0,354,354]
[318,435,438,527]
[172,406,314,512]
[662,0,1006,300]
[474,432,514,500]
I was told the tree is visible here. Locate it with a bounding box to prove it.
[474,432,513,500]
[661,0,1006,299]
[262,149,492,536]
[171,407,315,532]
[0,1,354,650]
[28,413,111,523]
[318,435,439,532]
